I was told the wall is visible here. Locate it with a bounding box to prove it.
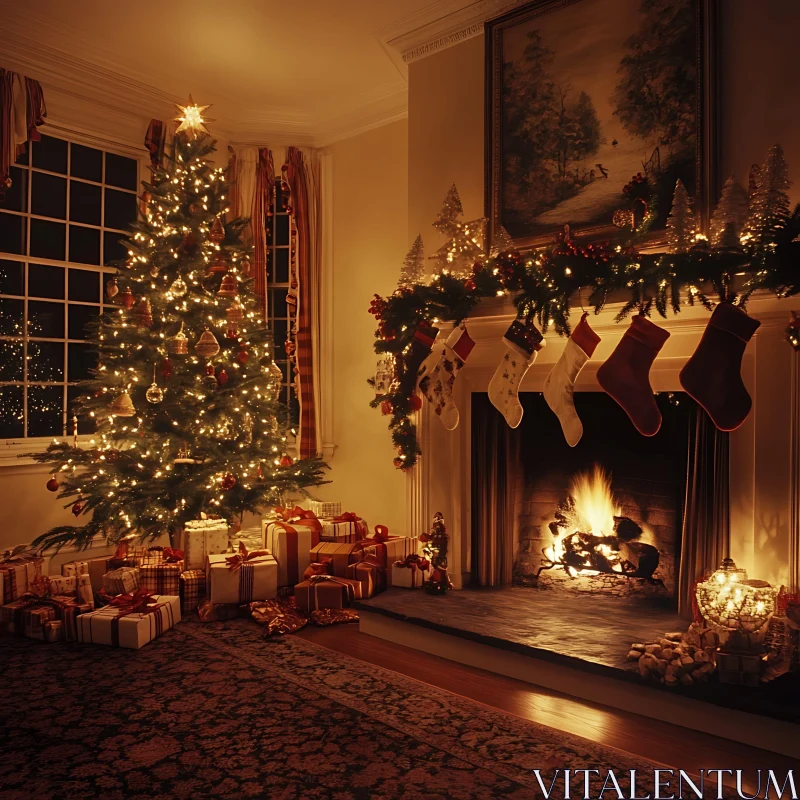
[407,0,800,588]
[311,120,410,534]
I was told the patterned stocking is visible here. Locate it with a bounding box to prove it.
[419,326,475,430]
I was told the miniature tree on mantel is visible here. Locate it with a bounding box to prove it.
[27,100,326,552]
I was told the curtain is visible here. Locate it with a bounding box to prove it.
[1,69,46,199]
[471,394,518,587]
[284,147,318,459]
[678,406,730,619]
[251,148,274,319]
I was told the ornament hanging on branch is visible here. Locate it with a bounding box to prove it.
[131,297,153,328]
[209,216,225,243]
[71,498,84,517]
[169,277,188,297]
[109,390,136,417]
[46,476,59,492]
[160,357,173,379]
[118,287,135,310]
[106,278,119,299]
[217,273,238,298]
[145,366,165,404]
[168,324,188,355]
[195,329,220,359]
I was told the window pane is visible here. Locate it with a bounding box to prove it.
[68,342,97,381]
[70,144,102,182]
[68,268,100,302]
[28,301,65,339]
[32,135,68,174]
[274,248,289,283]
[68,385,97,434]
[30,218,66,261]
[0,167,28,212]
[272,319,287,348]
[275,214,290,246]
[28,264,65,299]
[270,290,287,318]
[14,147,28,166]
[0,298,24,336]
[104,188,136,230]
[103,231,128,266]
[0,260,24,296]
[69,225,101,265]
[0,212,27,255]
[27,385,64,437]
[278,360,289,383]
[27,340,64,382]
[105,152,138,190]
[0,386,24,439]
[0,339,24,381]
[69,181,101,225]
[68,304,98,340]
[31,172,67,219]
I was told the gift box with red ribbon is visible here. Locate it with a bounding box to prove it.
[182,520,230,571]
[294,574,362,613]
[138,548,184,595]
[346,554,386,598]
[357,526,418,571]
[320,512,368,543]
[1,593,93,642]
[77,590,180,649]
[180,569,206,613]
[309,541,363,578]
[390,554,430,588]
[263,506,322,586]
[0,549,43,604]
[207,544,278,605]
[302,561,331,581]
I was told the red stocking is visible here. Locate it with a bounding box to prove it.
[597,314,670,437]
[679,303,760,431]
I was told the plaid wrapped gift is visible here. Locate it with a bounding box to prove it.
[182,520,230,571]
[0,600,55,640]
[320,512,368,543]
[77,591,180,649]
[345,554,386,599]
[307,500,342,519]
[207,547,277,605]
[294,575,362,613]
[139,561,183,595]
[390,554,430,588]
[0,550,43,603]
[61,560,89,578]
[102,567,140,596]
[359,526,418,571]
[309,542,363,579]
[263,507,322,586]
[180,569,206,613]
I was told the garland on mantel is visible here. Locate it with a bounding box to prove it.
[369,155,800,471]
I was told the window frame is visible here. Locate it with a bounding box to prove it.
[0,128,145,454]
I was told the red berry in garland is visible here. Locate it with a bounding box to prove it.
[393,457,405,469]
[409,394,423,411]
[381,400,393,416]
[46,476,59,492]
[496,250,525,290]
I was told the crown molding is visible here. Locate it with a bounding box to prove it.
[380,0,528,64]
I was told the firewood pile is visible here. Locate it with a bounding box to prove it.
[628,624,720,687]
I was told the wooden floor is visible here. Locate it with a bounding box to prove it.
[297,624,795,792]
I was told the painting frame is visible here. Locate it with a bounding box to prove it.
[484,0,718,251]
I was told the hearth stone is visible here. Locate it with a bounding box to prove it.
[519,567,670,598]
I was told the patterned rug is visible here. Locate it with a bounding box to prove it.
[1,619,675,799]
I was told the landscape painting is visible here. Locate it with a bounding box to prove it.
[486,0,712,247]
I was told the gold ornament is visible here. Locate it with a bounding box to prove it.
[145,366,165,404]
[217,273,238,298]
[149,265,159,278]
[110,391,135,417]
[195,329,220,358]
[169,277,188,297]
[131,297,153,327]
[209,217,225,243]
[174,95,212,137]
[168,324,188,355]
[106,278,119,299]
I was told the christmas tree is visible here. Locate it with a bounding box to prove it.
[28,100,326,552]
[431,183,487,279]
[397,235,425,289]
[743,144,792,252]
[709,176,749,247]
[666,179,695,253]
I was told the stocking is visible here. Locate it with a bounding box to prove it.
[679,302,760,431]
[543,313,601,446]
[404,321,439,380]
[597,314,670,437]
[419,326,475,430]
[488,319,544,428]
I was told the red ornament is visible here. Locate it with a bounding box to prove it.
[160,358,173,379]
[381,400,393,416]
[71,500,83,517]
[409,394,423,411]
[217,369,229,386]
[205,363,216,376]
[279,455,293,467]
[393,457,405,469]
[46,477,59,492]
[119,287,135,310]
[225,327,238,339]
[221,473,237,490]
[237,349,249,364]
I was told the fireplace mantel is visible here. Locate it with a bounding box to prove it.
[410,291,800,592]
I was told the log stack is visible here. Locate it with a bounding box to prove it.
[628,624,720,687]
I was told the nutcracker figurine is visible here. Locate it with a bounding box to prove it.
[420,511,453,594]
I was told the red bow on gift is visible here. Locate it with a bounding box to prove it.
[394,553,429,572]
[333,512,361,523]
[161,547,184,563]
[274,506,323,533]
[107,587,161,617]
[372,525,390,543]
[225,541,269,571]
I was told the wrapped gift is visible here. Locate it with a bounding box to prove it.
[295,575,362,613]
[308,500,342,519]
[390,554,430,588]
[46,574,77,596]
[320,512,368,543]
[139,560,183,595]
[230,525,264,551]
[0,599,55,640]
[44,620,63,643]
[102,567,140,596]
[309,541,363,578]
[0,549,43,603]
[86,557,114,591]
[346,554,386,599]
[180,569,206,613]
[183,520,230,571]
[263,508,322,586]
[303,561,331,581]
[359,526,418,570]
[77,590,180,649]
[207,546,277,605]
[61,560,89,578]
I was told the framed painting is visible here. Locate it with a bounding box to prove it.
[485,0,717,250]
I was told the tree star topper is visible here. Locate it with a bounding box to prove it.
[175,95,212,137]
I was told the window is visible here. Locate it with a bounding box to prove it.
[266,178,299,422]
[0,134,139,440]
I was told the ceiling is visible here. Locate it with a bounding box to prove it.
[0,0,522,146]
